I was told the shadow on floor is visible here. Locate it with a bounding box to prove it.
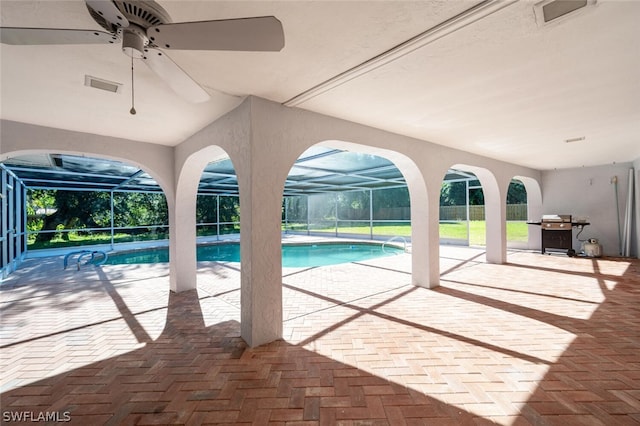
[1,252,639,425]
[0,289,497,425]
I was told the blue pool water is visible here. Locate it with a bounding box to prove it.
[104,242,404,267]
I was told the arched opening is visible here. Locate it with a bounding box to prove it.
[189,156,243,318]
[1,153,171,270]
[443,164,505,264]
[438,169,485,246]
[513,175,543,251]
[438,168,542,257]
[196,157,241,242]
[282,147,411,241]
[172,145,239,293]
[279,142,432,338]
[506,178,529,249]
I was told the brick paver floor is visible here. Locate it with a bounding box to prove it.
[1,245,638,425]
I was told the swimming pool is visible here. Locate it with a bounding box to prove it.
[104,242,404,267]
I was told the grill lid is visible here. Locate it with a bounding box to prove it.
[541,214,572,223]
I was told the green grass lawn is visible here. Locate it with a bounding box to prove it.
[29,221,528,250]
[308,221,529,245]
[439,221,528,245]
[337,225,412,236]
[27,226,241,251]
[506,221,529,242]
[27,232,169,250]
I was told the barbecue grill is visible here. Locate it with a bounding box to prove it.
[528,214,590,256]
[540,215,574,255]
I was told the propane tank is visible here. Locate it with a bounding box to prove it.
[582,238,602,258]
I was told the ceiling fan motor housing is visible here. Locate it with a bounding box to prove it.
[86,1,172,58]
[121,25,147,58]
[114,1,172,28]
[87,0,171,33]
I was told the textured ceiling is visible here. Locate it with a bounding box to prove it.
[1,0,639,170]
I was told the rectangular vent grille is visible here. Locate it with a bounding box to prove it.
[543,0,588,22]
[84,75,122,93]
[534,0,595,27]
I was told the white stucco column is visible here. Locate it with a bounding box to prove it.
[484,176,509,264]
[238,101,286,347]
[171,142,234,293]
[169,145,214,293]
[238,185,283,346]
[406,172,437,288]
[427,184,442,285]
[168,185,197,293]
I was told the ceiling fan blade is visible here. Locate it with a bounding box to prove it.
[142,48,210,103]
[85,0,129,28]
[0,27,117,45]
[148,16,284,52]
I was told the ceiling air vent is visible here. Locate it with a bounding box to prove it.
[534,0,596,27]
[84,75,122,93]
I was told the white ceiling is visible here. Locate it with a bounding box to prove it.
[1,0,639,170]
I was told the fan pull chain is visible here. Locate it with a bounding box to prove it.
[130,56,137,115]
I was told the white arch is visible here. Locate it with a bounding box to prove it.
[514,175,543,250]
[2,147,175,274]
[1,120,182,291]
[1,148,172,198]
[0,121,175,201]
[451,163,507,263]
[288,139,432,288]
[171,145,231,292]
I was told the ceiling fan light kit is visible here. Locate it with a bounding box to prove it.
[0,0,284,107]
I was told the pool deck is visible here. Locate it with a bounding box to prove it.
[1,239,639,425]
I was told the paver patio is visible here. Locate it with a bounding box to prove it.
[1,244,638,425]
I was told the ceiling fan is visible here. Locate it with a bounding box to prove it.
[0,0,284,107]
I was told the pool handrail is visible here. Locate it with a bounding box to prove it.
[382,236,408,253]
[63,250,108,270]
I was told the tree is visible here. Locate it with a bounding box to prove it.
[218,196,240,224]
[440,181,484,206]
[283,195,307,222]
[440,182,464,206]
[26,189,56,233]
[29,189,169,243]
[372,187,410,221]
[113,192,168,233]
[372,187,409,208]
[196,194,240,226]
[336,191,370,220]
[507,180,527,204]
[33,190,111,243]
[196,194,218,223]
